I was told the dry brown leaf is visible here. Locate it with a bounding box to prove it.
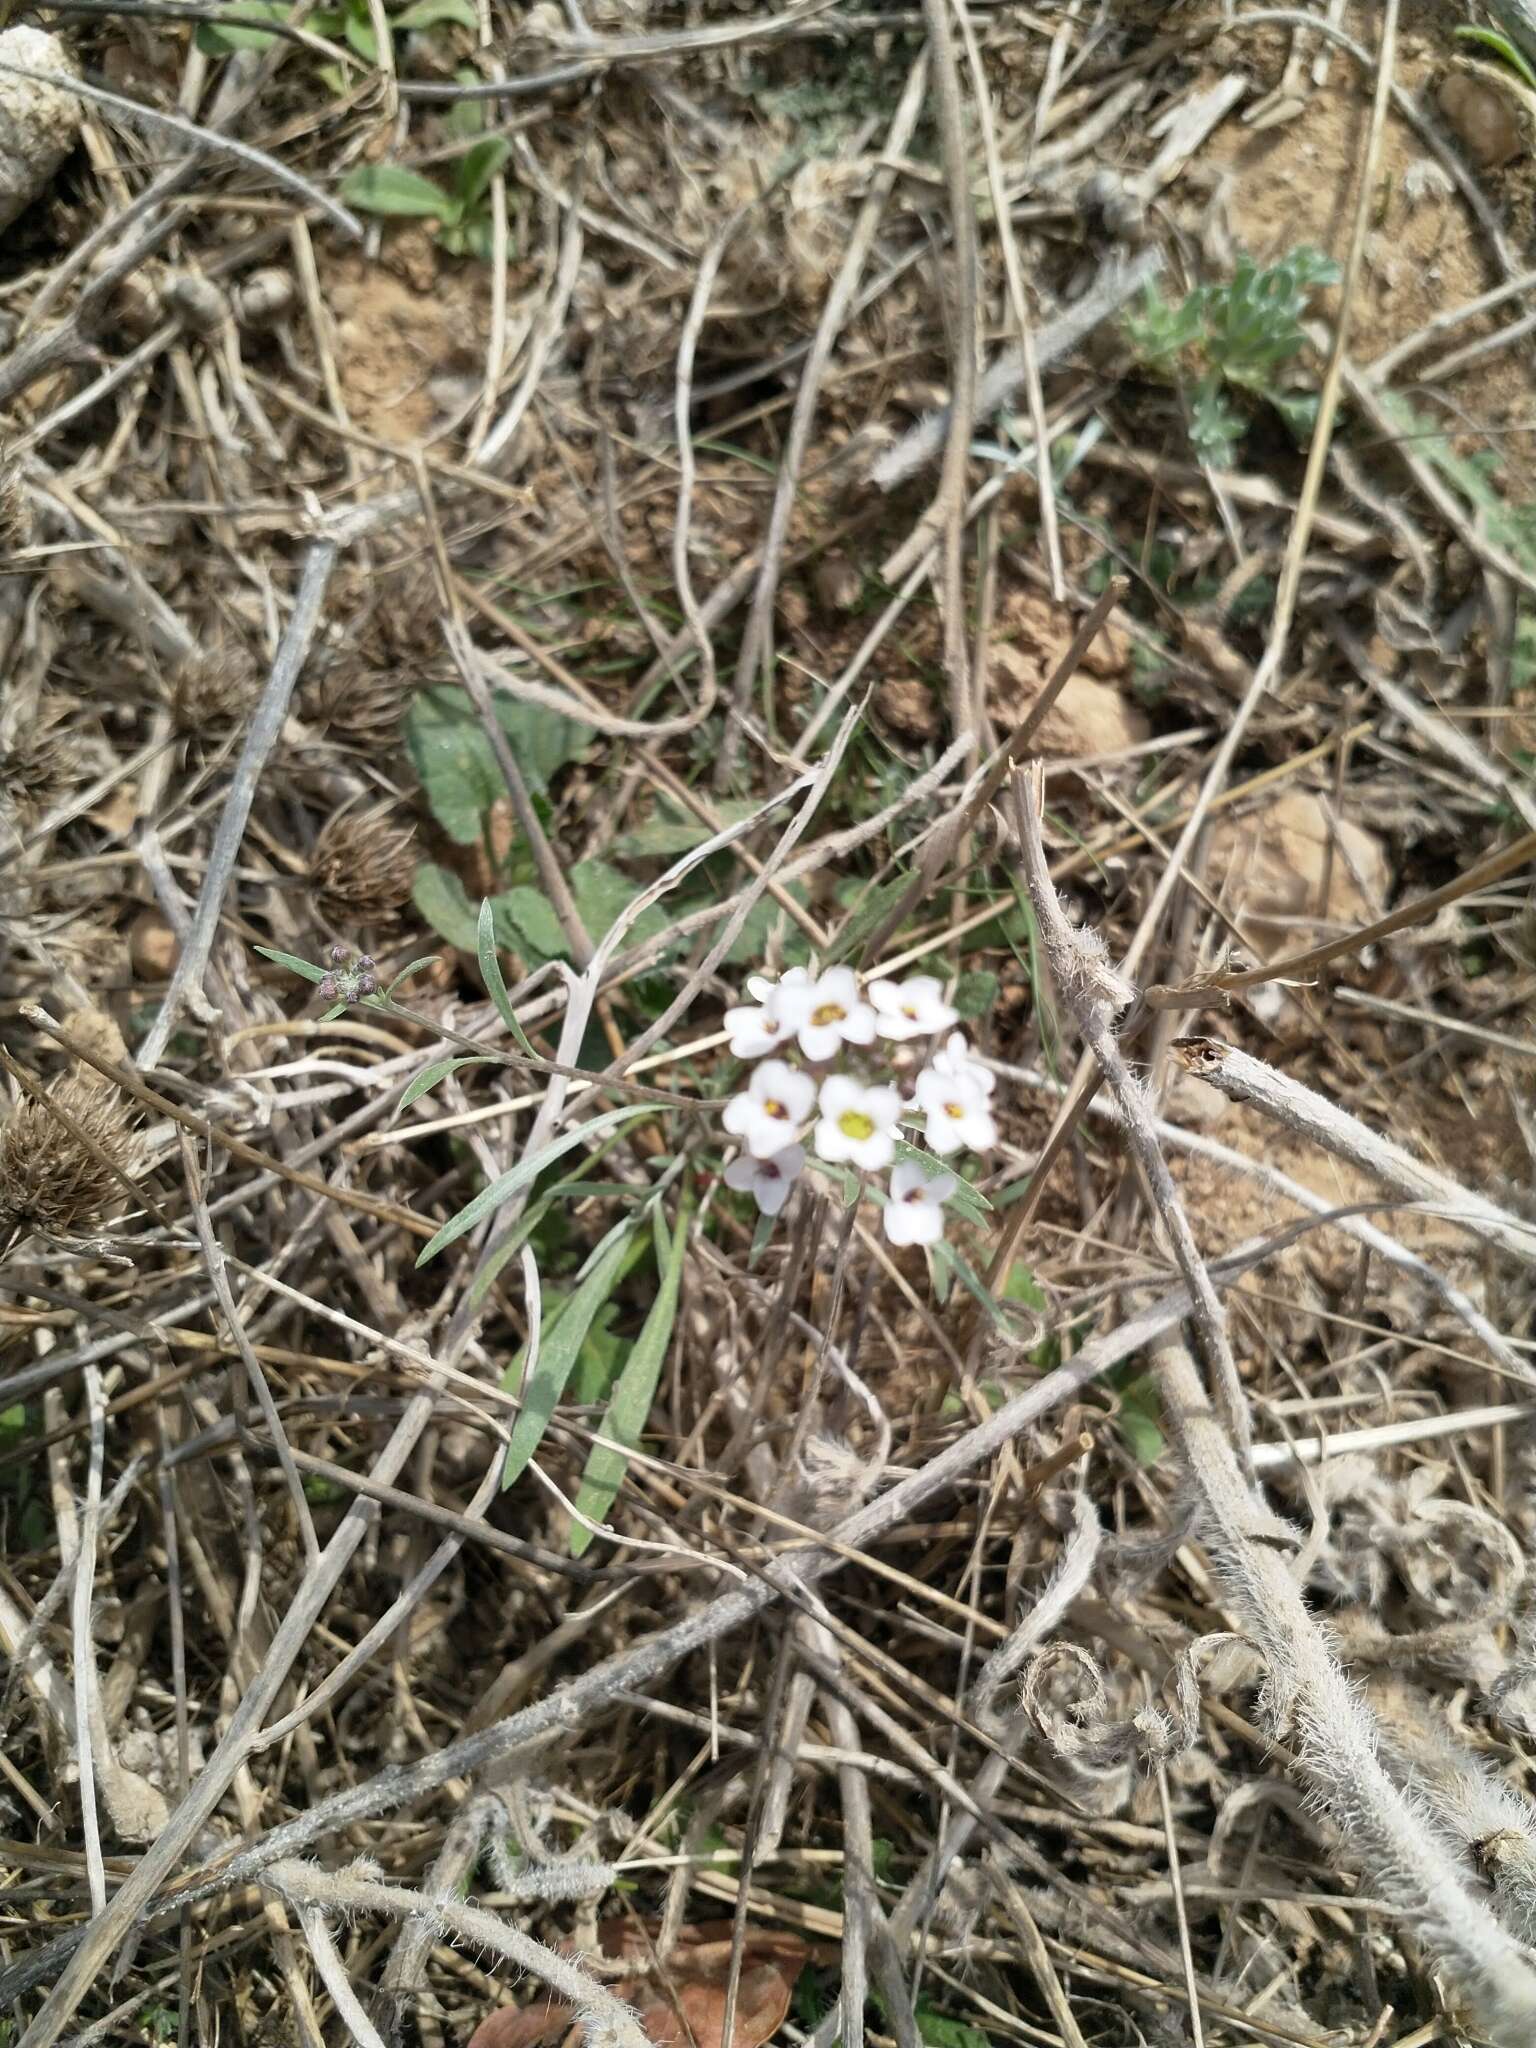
[465,1919,809,2048]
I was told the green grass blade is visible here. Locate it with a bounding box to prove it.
[415,1104,655,1264]
[500,1220,639,1488]
[569,1196,691,1553]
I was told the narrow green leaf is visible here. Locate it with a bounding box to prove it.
[254,944,328,985]
[400,1054,494,1109]
[570,1196,691,1552]
[501,1221,639,1488]
[1454,25,1536,91]
[455,135,511,209]
[386,953,441,995]
[477,899,546,1059]
[416,1105,655,1264]
[339,164,451,219]
[394,0,479,27]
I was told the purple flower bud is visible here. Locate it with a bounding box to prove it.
[329,943,348,964]
[317,974,338,1000]
[356,955,374,972]
[356,973,377,998]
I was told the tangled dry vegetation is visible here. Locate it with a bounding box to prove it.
[6,0,1536,2043]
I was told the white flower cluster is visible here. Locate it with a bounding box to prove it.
[719,966,997,1247]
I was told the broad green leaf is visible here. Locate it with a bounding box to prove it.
[340,163,451,219]
[914,2007,992,2048]
[405,684,590,841]
[570,858,671,954]
[455,136,510,209]
[413,863,481,950]
[344,2,379,58]
[400,1054,494,1109]
[1116,1373,1166,1464]
[570,1196,690,1552]
[500,1220,639,1486]
[395,0,479,26]
[254,943,328,985]
[416,1104,655,1263]
[953,969,997,1020]
[499,886,567,965]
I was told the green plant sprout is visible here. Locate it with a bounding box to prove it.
[1123,245,1341,466]
[339,137,511,260]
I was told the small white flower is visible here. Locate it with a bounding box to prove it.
[724,967,812,1060]
[793,966,878,1062]
[722,1058,817,1159]
[724,1143,805,1217]
[884,1159,956,1247]
[868,973,959,1042]
[932,1029,996,1097]
[913,1062,998,1156]
[814,1074,902,1172]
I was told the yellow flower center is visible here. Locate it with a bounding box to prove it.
[902,1006,919,1021]
[838,1109,876,1142]
[811,1002,846,1028]
[764,1098,788,1121]
[943,1099,965,1119]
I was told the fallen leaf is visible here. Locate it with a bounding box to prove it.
[465,1918,809,2048]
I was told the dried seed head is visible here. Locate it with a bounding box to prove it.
[0,451,31,553]
[311,807,417,930]
[0,700,85,821]
[303,658,409,750]
[0,1074,139,1239]
[170,649,259,734]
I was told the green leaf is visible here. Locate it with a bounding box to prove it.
[952,969,997,1019]
[400,1055,495,1108]
[1455,23,1536,91]
[478,897,526,1039]
[413,863,482,950]
[416,1104,656,1264]
[343,0,378,58]
[446,65,487,135]
[570,1195,691,1552]
[1116,1373,1166,1464]
[891,1140,992,1222]
[501,1220,640,1487]
[195,1,291,51]
[386,953,441,995]
[569,858,669,953]
[567,1301,626,1405]
[914,2007,992,2048]
[404,684,590,841]
[455,136,510,209]
[339,163,451,218]
[395,0,479,25]
[499,886,568,965]
[254,943,328,985]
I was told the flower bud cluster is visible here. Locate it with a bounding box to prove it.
[317,944,378,1004]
